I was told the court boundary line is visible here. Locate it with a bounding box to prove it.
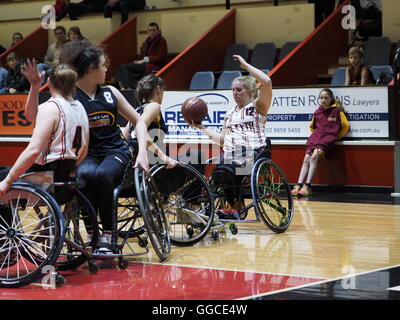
[238,263,400,300]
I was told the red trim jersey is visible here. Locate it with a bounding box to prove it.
[223,101,267,158]
[35,97,89,165]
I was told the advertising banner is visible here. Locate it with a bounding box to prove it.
[0,94,34,136]
[0,86,390,141]
[161,86,390,143]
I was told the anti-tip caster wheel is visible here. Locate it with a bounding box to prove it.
[55,273,65,287]
[138,235,148,248]
[229,223,238,235]
[88,262,99,274]
[211,230,219,241]
[118,259,129,270]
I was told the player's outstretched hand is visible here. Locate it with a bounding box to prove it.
[233,55,249,70]
[22,58,45,88]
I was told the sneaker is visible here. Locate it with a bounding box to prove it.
[298,185,312,196]
[216,208,239,220]
[291,184,302,196]
[93,233,113,255]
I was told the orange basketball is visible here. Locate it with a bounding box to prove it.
[181,97,208,124]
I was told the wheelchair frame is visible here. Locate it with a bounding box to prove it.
[208,156,294,235]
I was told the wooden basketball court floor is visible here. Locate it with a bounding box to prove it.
[1,192,400,301]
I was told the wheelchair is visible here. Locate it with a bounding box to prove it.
[149,163,215,246]
[97,162,171,268]
[207,139,294,236]
[0,168,99,288]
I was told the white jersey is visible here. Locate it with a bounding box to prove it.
[35,97,89,165]
[223,101,267,157]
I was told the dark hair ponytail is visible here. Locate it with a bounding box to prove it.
[136,74,165,104]
[60,40,104,78]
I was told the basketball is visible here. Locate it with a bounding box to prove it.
[181,97,208,124]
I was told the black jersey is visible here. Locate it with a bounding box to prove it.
[74,85,131,155]
[136,103,168,144]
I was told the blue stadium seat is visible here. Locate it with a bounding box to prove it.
[279,41,301,61]
[330,67,346,86]
[363,36,392,66]
[370,65,394,84]
[223,44,249,71]
[189,71,215,90]
[250,42,276,72]
[216,71,242,90]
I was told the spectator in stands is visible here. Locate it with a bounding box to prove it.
[308,0,336,27]
[114,22,167,89]
[62,0,105,20]
[0,52,29,94]
[0,64,7,93]
[68,26,85,41]
[352,0,382,38]
[11,32,23,47]
[291,89,350,197]
[37,26,68,84]
[344,46,375,85]
[104,0,146,25]
[54,0,70,21]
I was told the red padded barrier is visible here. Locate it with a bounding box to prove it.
[100,16,138,81]
[270,0,350,86]
[0,26,48,66]
[157,9,236,90]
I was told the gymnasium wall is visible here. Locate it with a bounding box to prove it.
[382,0,400,43]
[0,1,313,55]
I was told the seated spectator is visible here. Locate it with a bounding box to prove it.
[37,26,68,84]
[68,26,85,41]
[54,0,69,21]
[0,52,29,94]
[104,0,146,25]
[352,0,382,38]
[0,63,8,93]
[63,0,104,21]
[114,22,167,89]
[344,46,375,86]
[11,32,23,47]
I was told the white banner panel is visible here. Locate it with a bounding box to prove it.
[161,87,389,143]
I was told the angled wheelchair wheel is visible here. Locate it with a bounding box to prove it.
[251,158,293,233]
[150,164,215,246]
[134,168,171,261]
[57,190,99,271]
[0,182,64,288]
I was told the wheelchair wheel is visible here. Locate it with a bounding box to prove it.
[134,168,171,261]
[0,182,64,288]
[57,190,99,271]
[251,158,293,233]
[150,164,215,246]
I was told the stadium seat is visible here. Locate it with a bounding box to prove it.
[363,36,392,66]
[223,43,249,71]
[216,70,242,89]
[189,71,215,90]
[330,67,346,86]
[250,42,276,72]
[279,41,301,61]
[370,65,394,84]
